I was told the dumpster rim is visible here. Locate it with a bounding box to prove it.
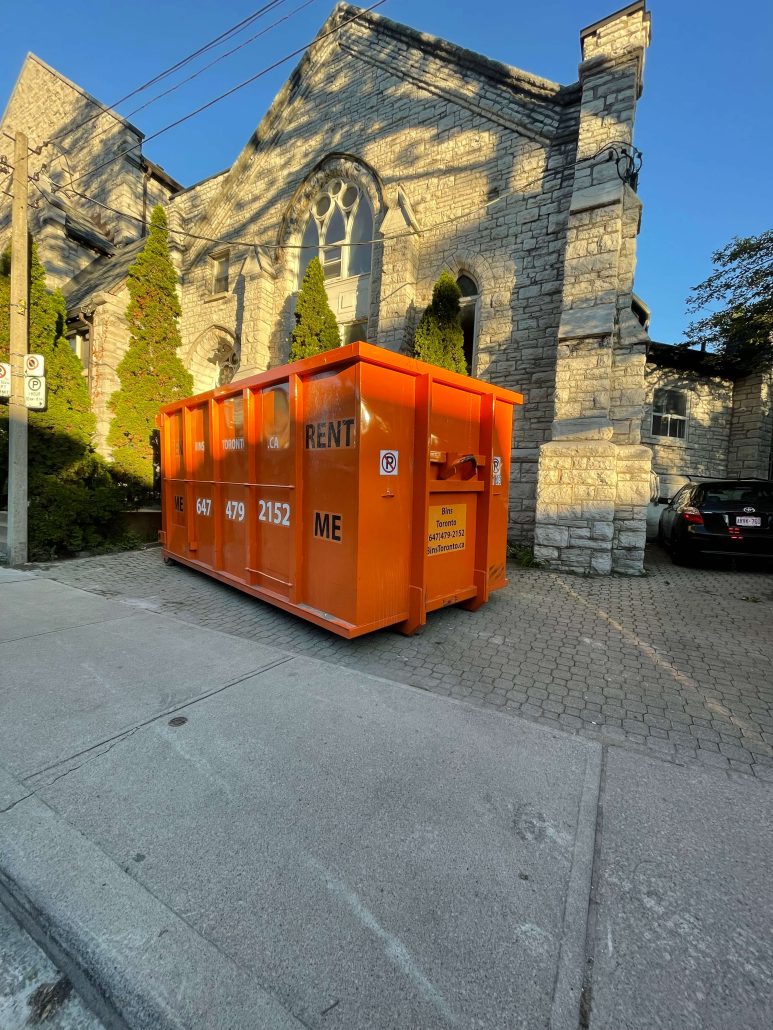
[158,342,523,418]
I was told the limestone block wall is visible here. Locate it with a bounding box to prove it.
[88,288,130,456]
[727,373,773,479]
[534,441,618,573]
[533,1,652,575]
[642,365,733,480]
[0,54,179,290]
[175,5,585,545]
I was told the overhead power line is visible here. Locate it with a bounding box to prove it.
[41,155,597,257]
[80,0,320,158]
[47,0,293,146]
[124,0,320,124]
[67,1,387,190]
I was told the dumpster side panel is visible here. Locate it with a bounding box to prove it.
[214,393,249,582]
[356,362,415,627]
[186,402,216,568]
[163,410,187,558]
[249,382,293,599]
[300,365,359,625]
[487,399,515,591]
[424,383,482,605]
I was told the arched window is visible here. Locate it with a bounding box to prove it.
[457,273,480,375]
[298,180,373,345]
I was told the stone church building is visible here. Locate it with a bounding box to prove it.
[1,2,770,574]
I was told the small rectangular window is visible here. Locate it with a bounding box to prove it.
[211,252,229,295]
[68,333,90,370]
[652,389,687,440]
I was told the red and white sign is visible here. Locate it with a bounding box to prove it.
[25,353,45,376]
[0,362,10,398]
[380,449,399,476]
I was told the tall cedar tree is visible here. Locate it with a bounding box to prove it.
[109,206,192,489]
[0,242,94,472]
[413,271,467,374]
[686,230,773,375]
[290,257,341,361]
[1,243,123,558]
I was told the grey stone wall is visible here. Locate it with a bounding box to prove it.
[0,54,178,286]
[727,373,773,479]
[642,365,733,481]
[534,1,652,575]
[173,3,588,544]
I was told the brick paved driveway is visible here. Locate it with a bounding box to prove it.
[34,545,773,780]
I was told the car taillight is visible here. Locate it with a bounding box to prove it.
[683,507,704,525]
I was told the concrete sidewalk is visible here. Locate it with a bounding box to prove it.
[1,568,771,1029]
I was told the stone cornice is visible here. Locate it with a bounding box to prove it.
[337,41,555,144]
[335,4,579,106]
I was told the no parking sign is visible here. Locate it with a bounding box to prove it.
[25,353,45,376]
[0,362,10,398]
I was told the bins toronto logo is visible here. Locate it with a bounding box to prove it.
[427,504,466,556]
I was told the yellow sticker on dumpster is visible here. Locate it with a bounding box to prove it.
[427,504,466,556]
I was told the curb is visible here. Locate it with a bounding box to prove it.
[0,765,304,1030]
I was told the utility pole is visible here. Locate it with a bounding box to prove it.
[7,130,29,566]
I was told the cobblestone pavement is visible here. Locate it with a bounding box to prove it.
[34,544,773,780]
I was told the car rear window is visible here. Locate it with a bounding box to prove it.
[700,485,773,508]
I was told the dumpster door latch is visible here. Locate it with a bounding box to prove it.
[436,453,484,481]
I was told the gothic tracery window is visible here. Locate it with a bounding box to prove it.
[298,179,373,344]
[299,180,373,283]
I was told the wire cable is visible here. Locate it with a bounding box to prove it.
[83,0,321,155]
[46,0,292,145]
[41,153,603,255]
[67,2,387,189]
[126,0,319,123]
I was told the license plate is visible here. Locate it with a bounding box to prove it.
[736,516,761,527]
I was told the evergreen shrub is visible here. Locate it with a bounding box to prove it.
[290,257,341,361]
[1,243,127,559]
[413,271,467,374]
[108,205,192,498]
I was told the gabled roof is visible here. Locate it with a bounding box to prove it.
[184,2,581,266]
[62,238,145,313]
[1,53,144,139]
[646,342,733,380]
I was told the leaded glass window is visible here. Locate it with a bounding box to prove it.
[298,181,373,285]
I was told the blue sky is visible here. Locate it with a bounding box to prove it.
[1,0,771,342]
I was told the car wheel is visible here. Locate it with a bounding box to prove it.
[671,539,692,566]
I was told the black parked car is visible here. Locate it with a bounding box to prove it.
[659,480,773,564]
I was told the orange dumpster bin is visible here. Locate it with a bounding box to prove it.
[158,342,523,638]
